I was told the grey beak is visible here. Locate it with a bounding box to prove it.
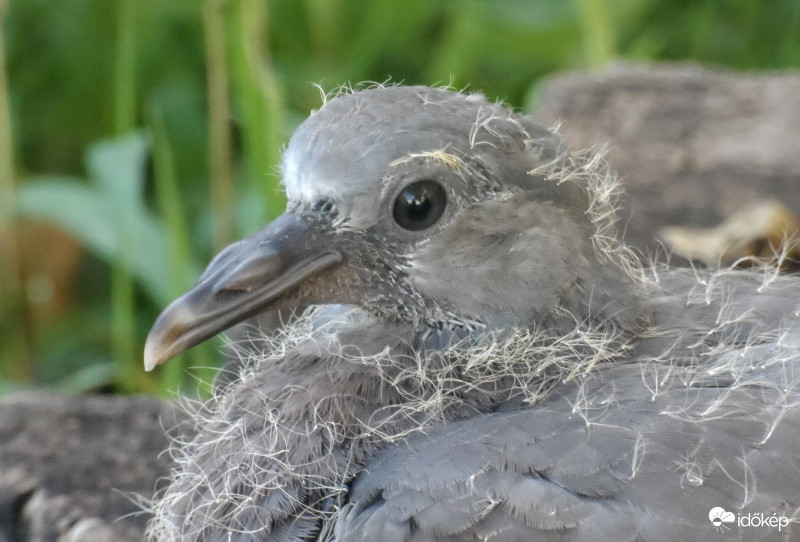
[144,213,342,371]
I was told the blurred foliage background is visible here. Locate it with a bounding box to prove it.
[0,0,798,397]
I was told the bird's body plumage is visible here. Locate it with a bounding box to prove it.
[146,86,800,541]
[338,269,800,541]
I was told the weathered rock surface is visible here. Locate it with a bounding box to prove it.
[0,393,184,542]
[533,62,800,259]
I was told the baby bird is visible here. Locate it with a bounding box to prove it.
[145,86,800,541]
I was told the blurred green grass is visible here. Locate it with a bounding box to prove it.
[0,0,798,397]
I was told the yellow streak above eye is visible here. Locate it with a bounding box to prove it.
[390,150,467,173]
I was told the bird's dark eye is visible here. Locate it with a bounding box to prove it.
[392,180,447,231]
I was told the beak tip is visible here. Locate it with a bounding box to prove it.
[143,337,163,372]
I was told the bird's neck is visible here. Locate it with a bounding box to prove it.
[178,303,641,537]
[249,300,642,445]
[225,309,548,463]
[554,257,647,336]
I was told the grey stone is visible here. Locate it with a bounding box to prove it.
[0,393,185,542]
[532,62,800,258]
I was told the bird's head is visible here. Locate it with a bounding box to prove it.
[145,86,643,370]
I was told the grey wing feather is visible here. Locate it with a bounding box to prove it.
[337,377,800,541]
[336,271,800,542]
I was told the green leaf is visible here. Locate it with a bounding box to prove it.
[88,132,149,209]
[15,135,200,306]
[14,179,117,259]
[55,362,117,394]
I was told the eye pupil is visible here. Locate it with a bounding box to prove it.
[393,180,447,231]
